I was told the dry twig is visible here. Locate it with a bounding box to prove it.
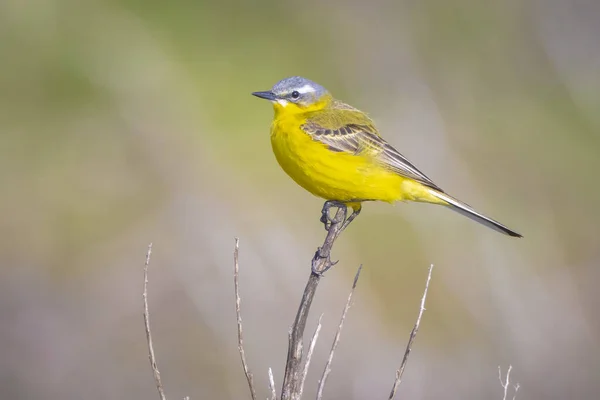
[316,265,362,400]
[268,368,277,400]
[499,365,519,400]
[298,314,324,399]
[143,243,167,400]
[234,238,257,400]
[388,264,434,400]
[280,206,348,400]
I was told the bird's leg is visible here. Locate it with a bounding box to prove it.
[327,204,362,245]
[339,205,361,233]
[314,202,347,276]
[313,202,361,276]
[320,200,348,231]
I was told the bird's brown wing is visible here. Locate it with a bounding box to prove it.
[301,109,442,190]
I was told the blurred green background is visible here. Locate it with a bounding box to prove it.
[1,0,599,398]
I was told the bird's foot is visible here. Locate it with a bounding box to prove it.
[320,201,347,231]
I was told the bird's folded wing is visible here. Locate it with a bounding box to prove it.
[301,110,441,190]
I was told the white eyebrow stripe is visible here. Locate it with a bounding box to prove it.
[296,84,316,94]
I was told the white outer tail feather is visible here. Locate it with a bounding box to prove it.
[427,189,522,237]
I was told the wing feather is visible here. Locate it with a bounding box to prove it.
[301,106,442,191]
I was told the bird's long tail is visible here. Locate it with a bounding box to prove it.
[427,189,522,237]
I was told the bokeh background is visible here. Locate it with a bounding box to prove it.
[1,0,599,398]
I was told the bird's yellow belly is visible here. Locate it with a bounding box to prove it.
[270,120,405,203]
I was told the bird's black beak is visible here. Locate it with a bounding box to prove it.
[252,91,277,101]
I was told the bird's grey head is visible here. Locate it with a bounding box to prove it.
[252,76,329,107]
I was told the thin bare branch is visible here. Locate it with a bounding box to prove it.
[281,206,348,400]
[143,243,167,400]
[499,365,519,400]
[388,264,434,400]
[268,368,277,400]
[298,314,324,399]
[234,238,257,400]
[316,265,363,400]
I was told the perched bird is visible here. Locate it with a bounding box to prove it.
[252,76,522,237]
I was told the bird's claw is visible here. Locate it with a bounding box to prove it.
[320,210,336,231]
[320,201,347,231]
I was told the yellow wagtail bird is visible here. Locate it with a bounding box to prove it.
[252,76,522,238]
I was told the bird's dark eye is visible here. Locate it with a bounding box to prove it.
[291,91,300,99]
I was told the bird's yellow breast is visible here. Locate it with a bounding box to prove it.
[270,112,406,203]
